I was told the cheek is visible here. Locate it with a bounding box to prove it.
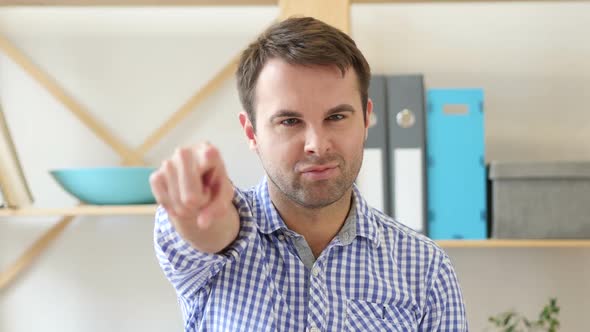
[338,130,365,152]
[278,143,301,164]
[259,139,298,164]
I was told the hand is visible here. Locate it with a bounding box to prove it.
[150,143,237,251]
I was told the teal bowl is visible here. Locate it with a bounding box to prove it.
[50,167,156,205]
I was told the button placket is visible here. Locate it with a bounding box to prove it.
[306,259,328,331]
[311,266,320,278]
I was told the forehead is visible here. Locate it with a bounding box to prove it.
[253,58,361,117]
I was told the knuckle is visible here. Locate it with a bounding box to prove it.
[199,143,216,159]
[206,145,220,160]
[162,160,175,173]
[173,147,190,163]
[179,147,192,160]
[173,206,189,219]
[196,215,214,231]
[180,193,199,206]
[149,172,159,184]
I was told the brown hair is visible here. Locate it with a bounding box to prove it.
[236,16,371,130]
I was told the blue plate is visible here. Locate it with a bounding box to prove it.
[50,167,156,205]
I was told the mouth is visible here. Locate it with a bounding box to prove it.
[299,163,339,180]
[300,164,338,173]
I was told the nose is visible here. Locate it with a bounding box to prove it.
[304,125,332,156]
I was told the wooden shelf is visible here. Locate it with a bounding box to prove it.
[0,0,276,5]
[0,0,579,6]
[0,204,157,217]
[438,239,590,248]
[3,206,589,248]
[353,0,590,3]
[2,206,589,247]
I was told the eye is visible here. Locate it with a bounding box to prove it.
[280,118,300,126]
[327,114,346,121]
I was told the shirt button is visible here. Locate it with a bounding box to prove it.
[278,234,285,241]
[312,267,320,277]
[309,327,320,332]
[341,232,350,242]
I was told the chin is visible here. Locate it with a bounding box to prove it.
[295,189,346,209]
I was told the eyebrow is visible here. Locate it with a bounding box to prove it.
[326,104,356,116]
[269,104,356,123]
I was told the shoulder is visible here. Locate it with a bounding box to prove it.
[370,208,451,274]
[232,184,258,212]
[372,208,441,251]
[231,184,267,232]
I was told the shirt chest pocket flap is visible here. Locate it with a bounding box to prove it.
[345,299,418,332]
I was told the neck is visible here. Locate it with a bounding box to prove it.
[268,182,353,258]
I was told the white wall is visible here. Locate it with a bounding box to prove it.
[1,2,588,331]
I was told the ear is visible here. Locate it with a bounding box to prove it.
[239,112,258,151]
[364,98,374,140]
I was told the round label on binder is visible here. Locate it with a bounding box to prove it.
[396,109,416,128]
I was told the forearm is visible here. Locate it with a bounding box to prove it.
[154,205,236,298]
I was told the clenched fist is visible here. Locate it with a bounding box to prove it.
[150,143,239,253]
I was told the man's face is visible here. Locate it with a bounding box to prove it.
[239,58,372,209]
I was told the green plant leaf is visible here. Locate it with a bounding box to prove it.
[504,313,515,325]
[487,298,560,332]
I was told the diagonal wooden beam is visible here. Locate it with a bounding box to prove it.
[133,18,283,159]
[132,52,241,159]
[0,34,151,289]
[0,216,74,290]
[0,34,144,165]
[0,34,149,290]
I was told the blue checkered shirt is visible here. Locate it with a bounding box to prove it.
[155,177,468,331]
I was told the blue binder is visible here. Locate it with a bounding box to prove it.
[426,89,487,240]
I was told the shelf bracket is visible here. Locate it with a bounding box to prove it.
[0,216,73,290]
[0,34,144,165]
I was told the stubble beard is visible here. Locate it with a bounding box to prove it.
[263,149,364,210]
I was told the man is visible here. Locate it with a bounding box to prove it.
[150,17,467,331]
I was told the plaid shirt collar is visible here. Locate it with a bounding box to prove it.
[254,176,381,248]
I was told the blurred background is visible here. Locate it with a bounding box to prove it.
[1,1,589,331]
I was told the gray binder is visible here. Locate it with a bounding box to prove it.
[357,75,391,215]
[386,75,427,233]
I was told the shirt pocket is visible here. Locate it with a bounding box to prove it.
[344,299,418,332]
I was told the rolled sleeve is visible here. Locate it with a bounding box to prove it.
[153,188,255,299]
